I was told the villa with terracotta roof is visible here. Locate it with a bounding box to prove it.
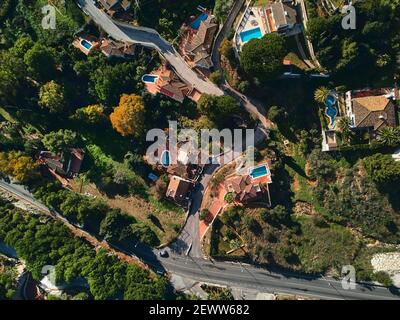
[99,0,131,16]
[72,30,136,59]
[180,13,218,71]
[224,175,264,204]
[166,175,193,208]
[199,162,272,238]
[100,39,136,58]
[345,88,398,133]
[143,64,202,103]
[39,148,85,185]
[72,32,101,55]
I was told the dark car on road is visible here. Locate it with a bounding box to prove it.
[159,250,169,258]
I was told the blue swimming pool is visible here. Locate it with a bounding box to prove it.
[325,94,338,126]
[191,13,209,29]
[142,74,159,84]
[161,150,170,167]
[81,39,92,50]
[250,165,269,179]
[240,27,263,43]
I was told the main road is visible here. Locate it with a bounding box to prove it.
[2,175,400,300]
[76,0,223,96]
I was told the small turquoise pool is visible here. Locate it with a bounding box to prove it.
[250,165,269,179]
[240,27,263,43]
[142,74,159,84]
[326,95,336,108]
[161,150,170,167]
[191,13,209,30]
[81,39,92,50]
[325,94,338,126]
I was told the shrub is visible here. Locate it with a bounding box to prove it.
[209,71,223,85]
[200,209,210,221]
[224,192,235,204]
[372,271,393,287]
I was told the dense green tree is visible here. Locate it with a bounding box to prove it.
[72,105,106,125]
[0,0,13,25]
[240,33,288,83]
[372,271,393,287]
[24,44,57,81]
[267,106,285,123]
[306,0,400,84]
[377,127,400,147]
[306,16,332,44]
[200,209,210,221]
[0,260,16,300]
[131,222,159,246]
[363,153,400,185]
[39,81,67,113]
[209,71,223,85]
[269,205,290,223]
[0,202,168,300]
[10,36,35,57]
[197,94,240,127]
[83,250,126,300]
[0,51,26,102]
[213,0,234,22]
[41,129,79,154]
[124,265,167,300]
[89,63,137,106]
[99,210,135,242]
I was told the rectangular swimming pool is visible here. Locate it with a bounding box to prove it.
[191,13,209,30]
[81,39,92,50]
[250,165,269,179]
[142,74,159,84]
[240,27,263,43]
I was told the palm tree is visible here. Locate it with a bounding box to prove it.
[337,116,353,144]
[377,127,400,146]
[314,86,330,104]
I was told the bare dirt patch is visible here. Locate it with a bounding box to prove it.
[293,201,318,216]
[69,181,185,244]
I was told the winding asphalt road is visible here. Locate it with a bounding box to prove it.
[1,180,400,300]
[77,0,223,96]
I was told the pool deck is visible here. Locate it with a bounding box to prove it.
[236,6,267,49]
[248,162,272,184]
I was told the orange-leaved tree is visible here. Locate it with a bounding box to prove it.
[0,151,39,182]
[110,94,145,137]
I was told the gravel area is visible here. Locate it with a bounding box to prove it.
[371,252,400,286]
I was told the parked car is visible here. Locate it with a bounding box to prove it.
[159,250,169,258]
